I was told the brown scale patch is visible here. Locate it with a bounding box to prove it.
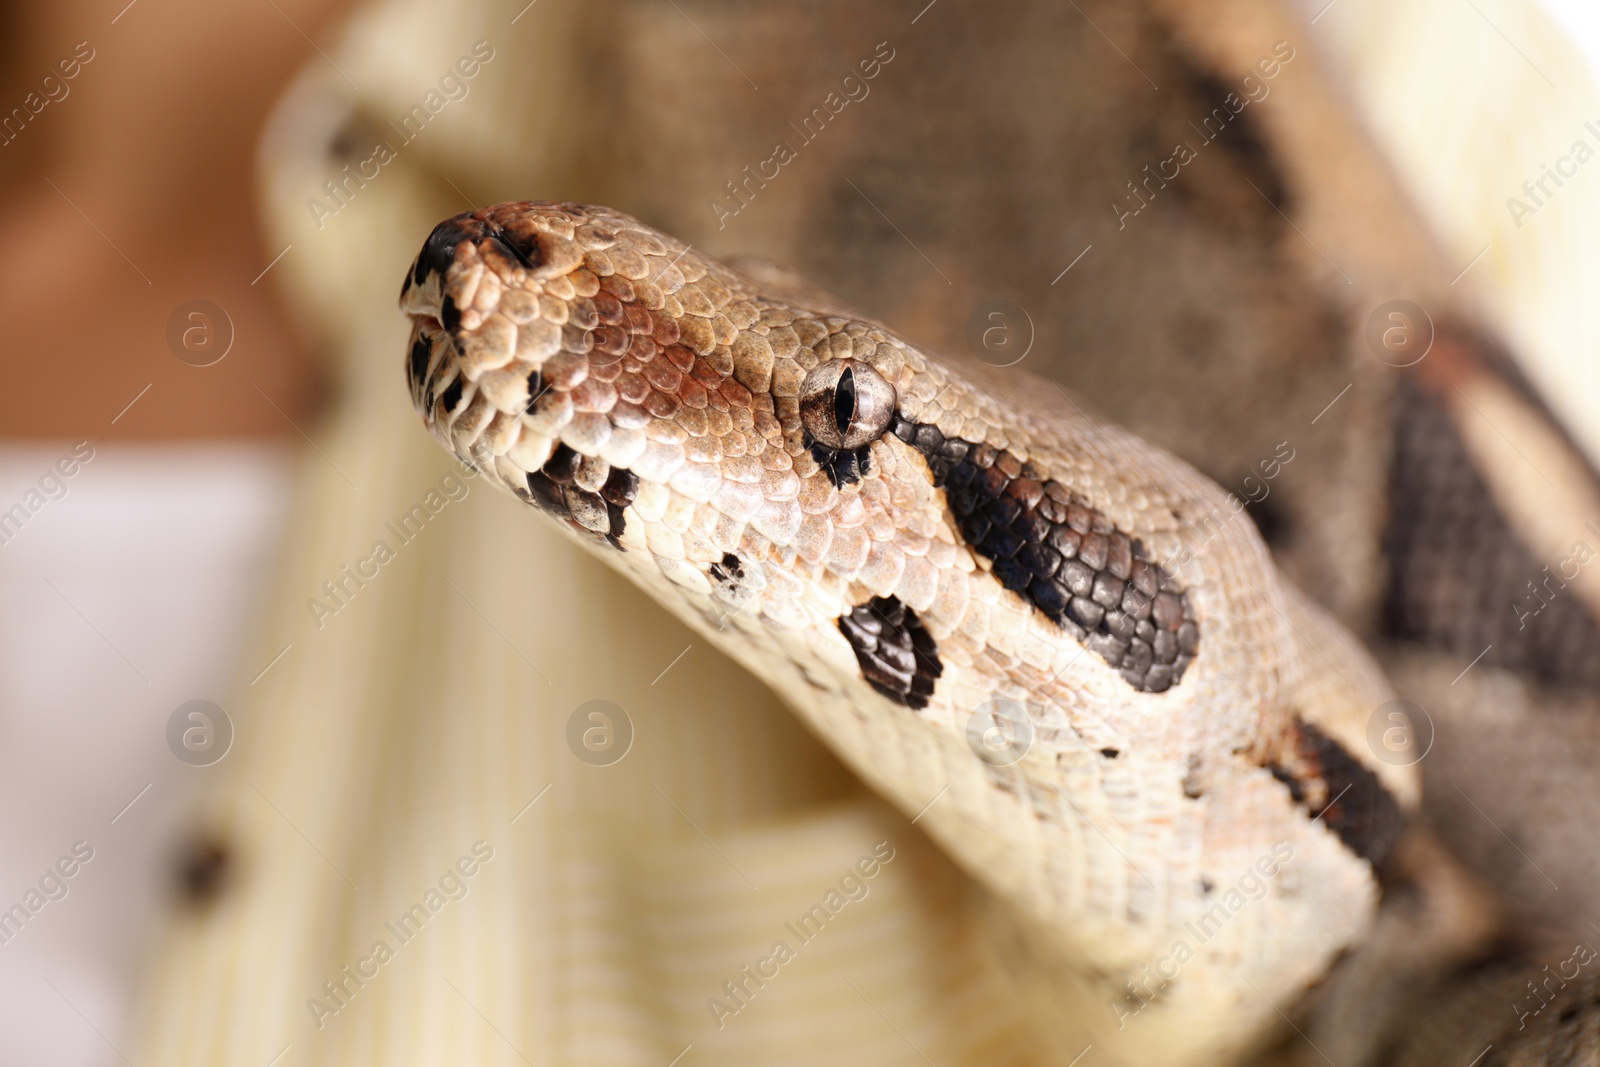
[1268,720,1406,869]
[838,596,943,709]
[512,272,752,549]
[519,443,636,549]
[1386,332,1600,690]
[893,414,1197,693]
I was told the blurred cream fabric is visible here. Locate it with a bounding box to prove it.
[129,2,1036,1065]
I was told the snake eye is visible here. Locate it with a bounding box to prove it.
[799,360,897,451]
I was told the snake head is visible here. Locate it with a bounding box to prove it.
[399,200,1202,698]
[399,204,1418,1060]
[397,200,952,626]
[399,202,853,540]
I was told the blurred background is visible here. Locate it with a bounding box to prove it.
[4,0,1600,1064]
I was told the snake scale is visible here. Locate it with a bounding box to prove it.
[399,201,1421,1064]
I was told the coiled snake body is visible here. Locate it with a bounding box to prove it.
[400,202,1416,1064]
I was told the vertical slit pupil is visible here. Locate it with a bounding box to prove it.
[834,366,857,438]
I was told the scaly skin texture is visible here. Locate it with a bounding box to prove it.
[400,202,1416,1065]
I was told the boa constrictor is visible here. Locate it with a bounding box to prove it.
[399,201,1417,1065]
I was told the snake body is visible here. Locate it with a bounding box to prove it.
[400,202,1417,1063]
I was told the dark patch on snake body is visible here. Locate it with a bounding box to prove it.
[543,442,581,483]
[437,376,464,416]
[806,432,872,488]
[524,368,548,414]
[709,552,744,585]
[406,322,449,410]
[599,466,639,547]
[1269,720,1406,869]
[487,225,542,271]
[891,414,1197,693]
[520,444,633,550]
[412,214,475,287]
[839,596,942,709]
[1385,366,1600,691]
[1189,71,1291,216]
[411,209,547,290]
[440,294,462,334]
[407,335,432,391]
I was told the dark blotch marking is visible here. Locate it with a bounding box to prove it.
[600,465,639,547]
[440,294,462,334]
[525,369,548,414]
[544,443,581,484]
[806,431,872,488]
[1190,71,1291,214]
[437,376,464,415]
[412,214,476,287]
[1100,747,1120,759]
[176,836,231,906]
[710,552,744,584]
[838,595,943,709]
[1269,720,1406,869]
[524,469,564,511]
[520,449,632,551]
[406,209,543,301]
[408,334,431,393]
[1386,374,1600,690]
[893,414,1197,693]
[601,466,639,507]
[488,225,541,271]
